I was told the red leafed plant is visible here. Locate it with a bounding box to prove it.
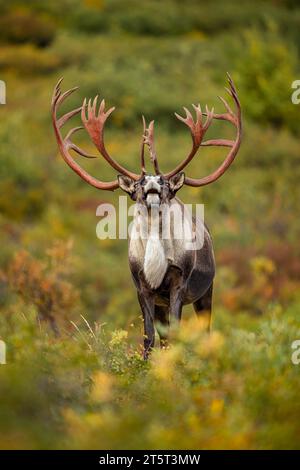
[6,240,80,335]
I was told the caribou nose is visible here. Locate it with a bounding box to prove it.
[144,180,161,194]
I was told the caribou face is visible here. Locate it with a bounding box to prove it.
[118,173,185,208]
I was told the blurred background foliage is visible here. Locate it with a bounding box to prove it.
[0,0,299,449]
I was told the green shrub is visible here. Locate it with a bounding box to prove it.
[0,112,47,220]
[0,304,299,449]
[0,8,55,47]
[0,44,63,75]
[235,27,300,133]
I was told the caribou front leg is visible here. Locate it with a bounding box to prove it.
[170,290,183,324]
[169,266,184,325]
[155,305,169,349]
[137,291,155,359]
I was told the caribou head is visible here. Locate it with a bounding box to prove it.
[52,75,241,358]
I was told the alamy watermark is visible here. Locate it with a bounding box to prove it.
[291,80,300,104]
[0,80,6,105]
[0,340,6,364]
[95,197,205,251]
[291,340,300,365]
[1,83,8,363]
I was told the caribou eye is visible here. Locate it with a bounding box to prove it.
[159,177,164,185]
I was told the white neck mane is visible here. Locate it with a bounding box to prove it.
[129,200,198,289]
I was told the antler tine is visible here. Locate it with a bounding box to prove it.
[52,78,120,190]
[143,118,161,175]
[57,106,82,129]
[227,73,241,116]
[201,95,237,127]
[92,95,98,115]
[51,77,63,104]
[56,86,79,109]
[140,115,146,175]
[175,106,195,130]
[192,103,202,127]
[52,81,95,159]
[227,73,239,98]
[64,126,97,159]
[218,95,233,115]
[204,105,214,130]
[204,74,240,125]
[81,95,139,180]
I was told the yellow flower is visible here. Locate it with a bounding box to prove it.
[109,329,128,347]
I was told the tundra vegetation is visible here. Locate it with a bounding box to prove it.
[0,0,300,449]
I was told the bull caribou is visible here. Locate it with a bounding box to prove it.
[51,75,241,358]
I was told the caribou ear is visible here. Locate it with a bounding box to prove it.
[169,172,185,193]
[118,175,136,195]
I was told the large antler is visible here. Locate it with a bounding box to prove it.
[166,74,241,186]
[51,78,140,191]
